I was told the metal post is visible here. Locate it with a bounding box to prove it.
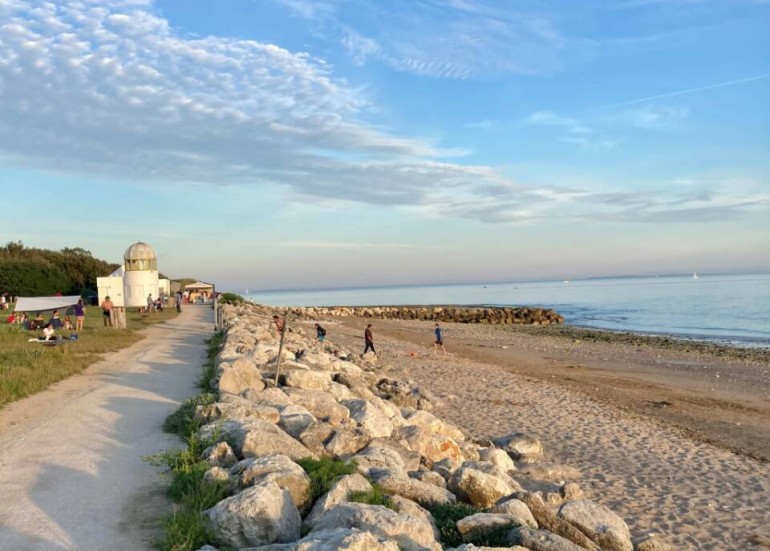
[274,313,287,386]
[213,284,218,331]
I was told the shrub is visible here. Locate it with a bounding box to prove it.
[162,392,218,438]
[218,292,245,305]
[465,522,519,547]
[199,332,224,392]
[429,502,480,548]
[347,483,394,509]
[296,457,358,502]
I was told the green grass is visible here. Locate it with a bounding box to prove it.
[162,393,218,439]
[428,502,480,548]
[0,304,178,408]
[347,483,394,509]
[199,332,224,393]
[295,457,358,502]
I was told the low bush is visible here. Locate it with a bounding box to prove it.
[162,392,217,439]
[218,293,245,305]
[295,457,358,502]
[199,332,224,392]
[347,483,394,509]
[429,502,480,548]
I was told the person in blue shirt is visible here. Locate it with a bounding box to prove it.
[434,323,446,355]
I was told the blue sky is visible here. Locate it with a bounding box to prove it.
[1,0,768,291]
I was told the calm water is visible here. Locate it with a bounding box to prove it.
[246,273,770,346]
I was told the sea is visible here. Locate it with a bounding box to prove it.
[245,273,770,347]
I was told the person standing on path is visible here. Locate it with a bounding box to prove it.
[101,295,114,327]
[363,323,376,356]
[176,291,183,313]
[434,323,447,355]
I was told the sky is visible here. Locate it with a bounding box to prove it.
[0,0,768,291]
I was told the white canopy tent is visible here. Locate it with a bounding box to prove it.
[14,295,81,313]
[184,281,214,291]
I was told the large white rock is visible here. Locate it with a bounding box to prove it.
[328,382,357,402]
[373,471,456,508]
[280,405,317,438]
[231,454,312,509]
[342,399,394,438]
[492,433,544,461]
[490,498,538,528]
[245,387,294,410]
[448,463,520,509]
[393,425,463,463]
[203,441,238,468]
[304,473,373,528]
[284,369,333,391]
[241,527,400,550]
[240,419,316,460]
[403,410,465,441]
[353,445,406,477]
[508,526,586,551]
[206,482,301,548]
[479,448,515,474]
[218,359,266,396]
[284,388,351,427]
[311,503,441,551]
[325,427,372,458]
[557,500,633,551]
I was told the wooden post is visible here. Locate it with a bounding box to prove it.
[213,285,218,331]
[274,313,287,387]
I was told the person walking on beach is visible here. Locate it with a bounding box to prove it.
[315,323,326,342]
[363,324,376,356]
[433,323,447,355]
[101,296,114,327]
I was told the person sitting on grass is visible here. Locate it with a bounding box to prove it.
[41,322,57,341]
[50,310,63,330]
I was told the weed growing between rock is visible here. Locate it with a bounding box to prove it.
[429,502,480,548]
[295,456,358,502]
[199,332,225,392]
[347,483,394,509]
[161,392,217,439]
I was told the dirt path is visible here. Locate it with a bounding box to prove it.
[0,305,212,550]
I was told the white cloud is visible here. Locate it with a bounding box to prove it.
[277,0,593,79]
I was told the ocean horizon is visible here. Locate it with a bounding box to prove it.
[244,272,770,347]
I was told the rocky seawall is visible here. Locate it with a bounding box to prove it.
[189,302,669,551]
[281,305,564,326]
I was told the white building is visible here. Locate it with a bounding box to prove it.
[97,242,171,308]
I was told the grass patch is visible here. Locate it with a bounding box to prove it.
[347,483,394,509]
[162,393,217,439]
[199,332,224,393]
[429,502,480,548]
[465,522,519,547]
[0,304,178,408]
[295,457,358,502]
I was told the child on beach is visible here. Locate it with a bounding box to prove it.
[315,323,326,342]
[434,323,446,355]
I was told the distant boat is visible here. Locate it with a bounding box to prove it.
[563,280,570,284]
[692,272,699,280]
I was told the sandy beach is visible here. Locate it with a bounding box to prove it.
[318,316,770,550]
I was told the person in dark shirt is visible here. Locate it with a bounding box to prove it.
[433,323,447,355]
[315,323,326,342]
[363,324,376,356]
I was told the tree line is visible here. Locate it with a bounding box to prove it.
[0,241,120,297]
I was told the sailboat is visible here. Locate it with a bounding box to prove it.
[692,272,699,280]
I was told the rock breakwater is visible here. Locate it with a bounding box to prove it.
[281,305,564,326]
[185,302,669,551]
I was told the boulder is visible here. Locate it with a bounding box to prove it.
[205,482,301,548]
[489,499,538,528]
[557,499,632,551]
[204,466,230,483]
[245,387,294,410]
[342,399,394,438]
[219,358,266,395]
[393,425,463,464]
[508,526,587,551]
[634,536,674,551]
[284,369,333,391]
[327,381,357,402]
[513,492,600,551]
[241,420,316,460]
[560,482,583,501]
[231,454,312,509]
[325,427,372,458]
[493,433,544,461]
[284,388,350,427]
[433,457,461,481]
[375,378,439,410]
[353,445,406,477]
[456,513,522,540]
[280,405,317,438]
[368,439,422,471]
[408,470,447,489]
[479,448,515,474]
[311,502,441,551]
[298,422,336,456]
[448,464,520,509]
[304,473,372,528]
[203,441,238,468]
[402,410,465,441]
[240,527,401,550]
[373,471,456,508]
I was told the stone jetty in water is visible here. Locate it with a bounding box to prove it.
[189,302,670,551]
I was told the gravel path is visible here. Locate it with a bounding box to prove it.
[0,306,211,550]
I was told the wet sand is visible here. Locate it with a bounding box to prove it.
[319,317,770,550]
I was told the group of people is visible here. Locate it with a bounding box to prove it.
[270,315,447,357]
[7,298,87,333]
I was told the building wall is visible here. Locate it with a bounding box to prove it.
[123,270,159,307]
[97,277,126,307]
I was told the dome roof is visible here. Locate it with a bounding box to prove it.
[124,241,157,261]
